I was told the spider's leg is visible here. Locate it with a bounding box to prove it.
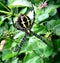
[16,34,26,55]
[31,31,53,48]
[30,3,35,28]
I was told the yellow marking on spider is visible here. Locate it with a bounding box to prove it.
[24,15,30,27]
[27,20,30,26]
[21,16,27,28]
[27,30,30,34]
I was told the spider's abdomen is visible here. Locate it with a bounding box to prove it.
[17,14,31,29]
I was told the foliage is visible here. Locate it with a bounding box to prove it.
[0,0,60,63]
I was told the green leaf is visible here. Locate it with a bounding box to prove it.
[9,0,31,8]
[0,20,3,26]
[45,4,59,16]
[26,36,41,51]
[11,58,18,63]
[23,52,44,63]
[2,49,17,60]
[0,60,2,63]
[49,8,57,16]
[38,13,49,21]
[44,47,53,58]
[19,8,27,14]
[32,24,47,34]
[46,19,60,36]
[52,39,60,51]
[26,36,47,52]
[13,31,24,39]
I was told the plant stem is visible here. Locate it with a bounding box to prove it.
[0,2,10,12]
[0,10,10,15]
[0,10,17,16]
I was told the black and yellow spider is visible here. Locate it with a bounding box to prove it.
[12,2,51,54]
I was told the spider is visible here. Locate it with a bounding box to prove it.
[11,2,52,55]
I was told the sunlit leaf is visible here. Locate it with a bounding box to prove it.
[9,0,31,8]
[38,13,49,21]
[2,49,17,60]
[23,52,44,63]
